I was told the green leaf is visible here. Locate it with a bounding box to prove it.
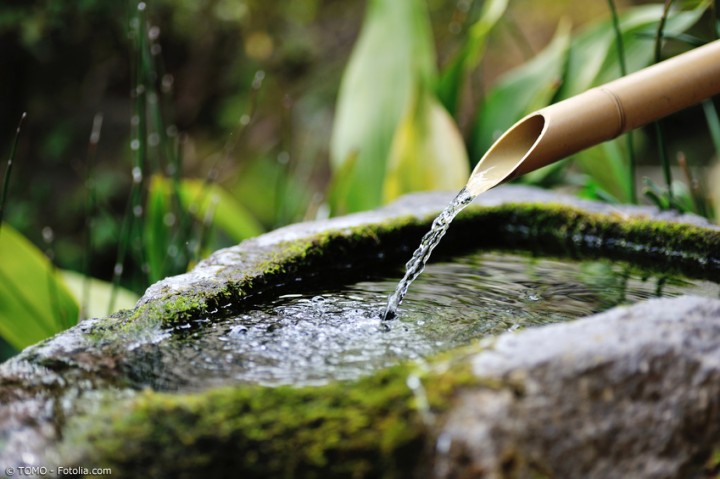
[470,20,571,161]
[61,270,139,319]
[329,0,436,213]
[575,139,635,203]
[383,85,469,202]
[558,2,710,97]
[231,156,310,227]
[0,224,79,350]
[179,178,264,244]
[569,2,709,201]
[145,176,264,282]
[326,150,359,217]
[436,0,508,117]
[145,174,174,284]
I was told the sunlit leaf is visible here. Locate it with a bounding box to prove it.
[383,85,469,203]
[231,156,310,227]
[326,150,359,217]
[61,270,139,319]
[329,0,435,213]
[470,20,571,161]
[179,178,264,244]
[0,224,79,350]
[437,0,507,117]
[145,176,264,281]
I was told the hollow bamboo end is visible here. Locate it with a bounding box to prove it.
[466,114,546,196]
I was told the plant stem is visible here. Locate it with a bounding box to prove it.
[82,113,103,321]
[607,0,637,203]
[0,112,27,236]
[110,1,148,314]
[654,0,674,205]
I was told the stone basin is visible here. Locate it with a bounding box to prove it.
[1,185,719,478]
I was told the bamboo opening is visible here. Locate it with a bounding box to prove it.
[466,114,545,195]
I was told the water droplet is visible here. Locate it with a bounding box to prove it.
[41,226,54,244]
[277,151,290,165]
[166,125,178,137]
[252,70,265,89]
[148,25,160,40]
[132,166,143,183]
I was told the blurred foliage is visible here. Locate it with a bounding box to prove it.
[329,0,470,213]
[472,1,713,204]
[0,223,78,350]
[1,0,719,358]
[329,0,438,213]
[436,0,508,117]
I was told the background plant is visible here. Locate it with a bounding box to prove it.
[1,0,718,360]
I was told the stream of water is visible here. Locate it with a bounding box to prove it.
[382,187,475,320]
[383,168,502,320]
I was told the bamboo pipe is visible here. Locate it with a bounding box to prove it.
[466,39,720,195]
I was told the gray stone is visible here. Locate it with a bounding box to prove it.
[436,295,720,479]
[0,185,718,478]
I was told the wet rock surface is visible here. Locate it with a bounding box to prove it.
[437,296,720,479]
[0,186,719,478]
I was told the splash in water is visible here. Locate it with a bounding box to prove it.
[382,188,475,321]
[383,167,502,321]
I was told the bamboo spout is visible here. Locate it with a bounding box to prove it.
[466,39,720,195]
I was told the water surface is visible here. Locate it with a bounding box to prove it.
[125,250,718,391]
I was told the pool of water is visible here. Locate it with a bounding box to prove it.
[125,250,719,391]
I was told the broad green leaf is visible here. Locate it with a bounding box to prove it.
[0,224,79,350]
[383,85,469,202]
[437,0,508,117]
[559,2,710,97]
[329,0,435,213]
[179,178,264,244]
[61,270,139,319]
[231,156,311,227]
[576,140,633,203]
[470,20,571,161]
[326,150,359,217]
[145,176,264,282]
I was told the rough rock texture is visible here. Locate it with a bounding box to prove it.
[0,186,718,478]
[437,296,720,479]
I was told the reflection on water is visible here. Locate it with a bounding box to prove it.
[124,251,719,391]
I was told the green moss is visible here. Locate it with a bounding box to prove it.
[453,202,720,279]
[52,200,720,477]
[64,357,498,479]
[87,201,719,343]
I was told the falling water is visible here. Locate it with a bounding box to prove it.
[383,168,502,321]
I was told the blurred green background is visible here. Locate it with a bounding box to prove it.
[0,0,718,358]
